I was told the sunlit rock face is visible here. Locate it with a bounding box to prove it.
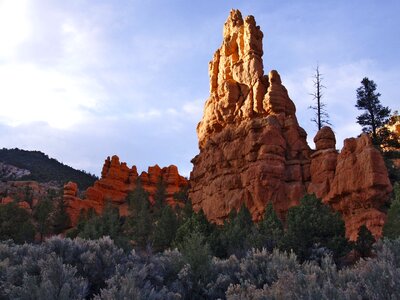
[189,9,392,240]
[308,129,392,240]
[190,9,311,223]
[65,155,188,227]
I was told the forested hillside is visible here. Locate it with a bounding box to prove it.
[0,148,97,189]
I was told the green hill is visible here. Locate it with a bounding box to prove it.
[0,148,98,189]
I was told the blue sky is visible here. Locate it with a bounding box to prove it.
[0,0,399,177]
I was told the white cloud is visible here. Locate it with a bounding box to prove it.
[0,63,105,128]
[0,0,31,59]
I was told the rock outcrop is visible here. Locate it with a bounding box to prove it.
[0,162,31,180]
[190,9,311,223]
[309,133,392,240]
[65,155,188,226]
[190,9,392,240]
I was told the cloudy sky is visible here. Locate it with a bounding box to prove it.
[0,0,399,177]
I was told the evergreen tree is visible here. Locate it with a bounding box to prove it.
[179,231,212,296]
[50,197,71,234]
[355,225,375,258]
[76,202,129,249]
[45,188,71,234]
[355,77,391,143]
[258,202,284,251]
[0,202,35,243]
[383,182,400,239]
[33,198,54,241]
[180,198,193,223]
[65,208,96,239]
[152,205,179,252]
[174,209,213,247]
[152,177,167,219]
[124,182,152,249]
[282,194,349,261]
[219,204,255,257]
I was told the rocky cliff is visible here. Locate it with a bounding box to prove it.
[190,9,392,240]
[190,9,311,223]
[65,155,188,226]
[308,128,392,240]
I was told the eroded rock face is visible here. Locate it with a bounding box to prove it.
[323,134,391,240]
[65,155,188,226]
[190,9,311,223]
[308,127,338,199]
[64,181,103,227]
[308,129,393,239]
[190,9,392,240]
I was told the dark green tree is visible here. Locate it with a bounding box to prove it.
[219,204,255,257]
[258,202,284,251]
[355,225,375,258]
[174,209,213,247]
[124,182,152,249]
[0,202,35,243]
[383,182,400,239]
[33,198,53,241]
[282,194,349,261]
[355,77,391,143]
[50,197,71,234]
[179,231,212,296]
[152,177,167,220]
[77,202,127,248]
[65,208,96,239]
[152,205,179,252]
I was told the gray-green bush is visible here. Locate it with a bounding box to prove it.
[1,237,400,299]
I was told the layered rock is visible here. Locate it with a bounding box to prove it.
[64,181,103,226]
[65,155,188,226]
[190,9,311,223]
[308,127,338,199]
[311,134,392,240]
[190,9,393,240]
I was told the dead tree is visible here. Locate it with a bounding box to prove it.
[309,65,331,130]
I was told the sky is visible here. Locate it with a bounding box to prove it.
[0,0,399,177]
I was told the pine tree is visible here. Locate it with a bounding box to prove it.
[33,198,53,241]
[258,202,283,251]
[383,182,400,239]
[49,190,71,234]
[219,204,255,257]
[77,203,114,239]
[152,176,167,220]
[355,225,375,258]
[179,231,212,290]
[152,205,179,252]
[124,181,152,249]
[0,202,35,243]
[282,194,349,261]
[355,77,391,143]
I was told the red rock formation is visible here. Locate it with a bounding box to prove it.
[63,181,100,226]
[308,127,338,199]
[64,156,188,226]
[0,180,53,212]
[190,9,392,240]
[190,9,311,223]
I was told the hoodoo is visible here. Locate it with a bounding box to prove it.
[65,155,188,226]
[189,9,392,240]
